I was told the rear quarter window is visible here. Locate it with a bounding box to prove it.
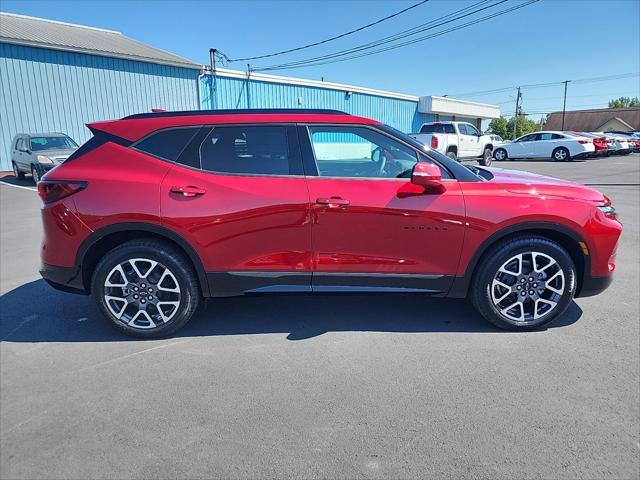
[134,127,200,162]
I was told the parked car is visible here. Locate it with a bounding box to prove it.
[488,134,505,146]
[607,131,640,153]
[598,133,632,155]
[492,131,595,161]
[11,133,79,183]
[569,132,610,157]
[409,121,494,165]
[38,109,621,338]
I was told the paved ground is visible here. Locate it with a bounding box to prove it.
[1,155,639,479]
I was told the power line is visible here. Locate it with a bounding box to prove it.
[255,0,516,71]
[226,0,431,62]
[450,72,640,98]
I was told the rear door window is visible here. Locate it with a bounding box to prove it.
[199,125,292,176]
[134,127,201,162]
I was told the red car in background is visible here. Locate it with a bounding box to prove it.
[571,132,611,156]
[38,109,622,338]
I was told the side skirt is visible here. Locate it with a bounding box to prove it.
[206,271,454,297]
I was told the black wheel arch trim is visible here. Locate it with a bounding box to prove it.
[76,222,209,297]
[448,221,591,298]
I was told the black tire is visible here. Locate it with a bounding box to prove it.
[12,162,25,180]
[493,148,508,161]
[470,235,577,331]
[552,147,570,162]
[479,147,493,166]
[31,165,40,184]
[446,150,458,162]
[91,239,201,338]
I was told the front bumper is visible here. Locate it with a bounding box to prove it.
[40,263,87,295]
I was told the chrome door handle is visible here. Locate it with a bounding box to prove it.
[170,185,206,197]
[316,197,350,208]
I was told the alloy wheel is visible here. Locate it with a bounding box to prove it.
[494,149,506,161]
[490,251,565,325]
[554,149,568,161]
[103,258,181,329]
[31,167,39,183]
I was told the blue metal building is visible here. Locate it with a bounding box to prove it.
[0,12,500,172]
[0,12,201,171]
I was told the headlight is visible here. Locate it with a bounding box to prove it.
[598,196,618,219]
[37,155,54,165]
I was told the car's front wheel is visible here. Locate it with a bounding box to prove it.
[92,240,201,338]
[31,165,40,184]
[493,148,508,161]
[479,147,493,166]
[470,236,577,331]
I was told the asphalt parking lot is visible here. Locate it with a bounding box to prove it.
[1,155,639,479]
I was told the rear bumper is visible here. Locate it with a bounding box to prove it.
[576,273,613,298]
[40,263,87,295]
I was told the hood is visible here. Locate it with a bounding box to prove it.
[34,148,77,162]
[482,167,606,203]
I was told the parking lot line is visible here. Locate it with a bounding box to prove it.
[0,181,37,192]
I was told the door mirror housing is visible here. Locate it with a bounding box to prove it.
[411,162,443,190]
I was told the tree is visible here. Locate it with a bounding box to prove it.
[488,115,539,140]
[608,97,640,108]
[488,117,510,139]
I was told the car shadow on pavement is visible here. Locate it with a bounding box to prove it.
[0,176,37,188]
[0,279,583,343]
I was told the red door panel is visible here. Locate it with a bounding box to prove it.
[160,165,313,277]
[306,177,466,278]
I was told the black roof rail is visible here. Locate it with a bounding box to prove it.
[122,108,350,120]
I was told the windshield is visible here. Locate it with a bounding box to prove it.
[378,124,486,182]
[30,136,78,151]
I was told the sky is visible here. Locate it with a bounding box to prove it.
[2,0,639,120]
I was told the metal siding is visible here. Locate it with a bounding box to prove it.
[201,75,435,133]
[0,43,199,170]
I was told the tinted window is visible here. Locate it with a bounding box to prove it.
[466,124,480,136]
[552,133,564,139]
[30,136,78,151]
[14,138,23,150]
[457,124,469,135]
[199,126,290,175]
[308,126,418,179]
[420,123,455,134]
[539,133,554,141]
[135,127,200,162]
[518,134,536,142]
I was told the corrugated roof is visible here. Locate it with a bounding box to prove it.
[0,12,201,69]
[544,107,640,131]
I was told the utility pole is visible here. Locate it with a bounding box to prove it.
[561,80,570,130]
[512,86,521,139]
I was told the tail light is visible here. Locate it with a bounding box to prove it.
[431,136,439,149]
[38,180,87,204]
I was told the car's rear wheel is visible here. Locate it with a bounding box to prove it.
[30,165,40,184]
[493,148,508,161]
[470,236,576,331]
[12,162,25,180]
[552,147,570,162]
[479,147,493,166]
[446,150,458,162]
[92,240,200,338]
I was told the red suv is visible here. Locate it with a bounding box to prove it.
[38,109,622,337]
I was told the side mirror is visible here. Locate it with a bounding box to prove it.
[411,162,443,190]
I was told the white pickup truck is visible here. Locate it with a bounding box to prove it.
[410,121,494,166]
